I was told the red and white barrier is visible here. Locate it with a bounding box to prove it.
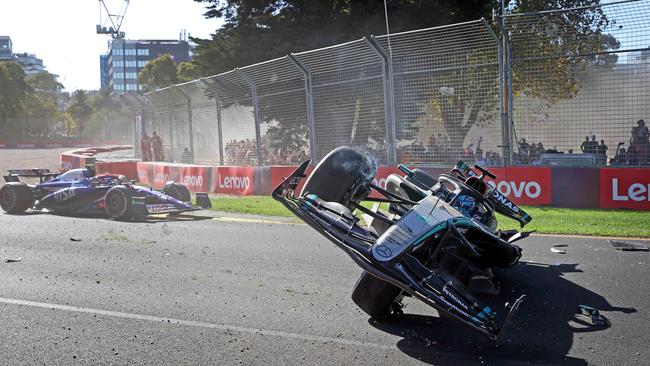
[58,148,650,210]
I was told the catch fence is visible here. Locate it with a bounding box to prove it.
[136,0,650,168]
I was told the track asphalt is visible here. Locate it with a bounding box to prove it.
[0,211,648,365]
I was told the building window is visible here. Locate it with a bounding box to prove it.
[125,48,136,56]
[113,84,125,91]
[125,60,136,67]
[113,48,123,56]
[137,60,148,67]
[126,83,138,91]
[126,72,137,79]
[113,60,124,67]
[113,72,124,79]
[137,49,149,56]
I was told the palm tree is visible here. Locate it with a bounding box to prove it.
[66,90,93,137]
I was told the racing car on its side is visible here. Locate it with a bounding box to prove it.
[273,146,533,341]
[1,167,211,219]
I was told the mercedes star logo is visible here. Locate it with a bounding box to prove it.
[375,245,392,258]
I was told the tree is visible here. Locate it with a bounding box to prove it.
[0,61,30,121]
[191,0,620,161]
[26,71,63,94]
[177,61,202,82]
[138,54,179,92]
[66,90,93,137]
[192,0,492,75]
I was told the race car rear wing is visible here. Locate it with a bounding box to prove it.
[4,169,59,183]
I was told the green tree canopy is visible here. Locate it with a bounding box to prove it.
[138,54,179,92]
[66,90,93,137]
[0,61,31,121]
[192,0,492,75]
[190,0,620,161]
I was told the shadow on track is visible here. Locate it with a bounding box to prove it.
[368,262,636,366]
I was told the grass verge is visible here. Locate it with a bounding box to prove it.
[209,195,650,238]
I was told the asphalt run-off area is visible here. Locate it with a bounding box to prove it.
[1,209,648,365]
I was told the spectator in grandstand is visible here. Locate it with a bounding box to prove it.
[630,119,649,164]
[180,147,193,164]
[580,135,599,154]
[151,131,164,161]
[140,132,152,162]
[610,146,627,165]
[518,138,530,155]
[597,139,608,156]
[631,119,649,145]
[580,136,591,153]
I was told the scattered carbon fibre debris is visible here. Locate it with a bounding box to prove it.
[609,240,649,251]
[577,304,608,326]
[551,245,567,254]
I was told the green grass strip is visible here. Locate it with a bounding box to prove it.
[209,195,650,238]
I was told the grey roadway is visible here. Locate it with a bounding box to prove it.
[0,211,648,365]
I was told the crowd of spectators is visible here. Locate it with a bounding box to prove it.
[224,139,258,165]
[157,119,650,167]
[224,139,308,165]
[610,119,649,166]
[396,135,502,166]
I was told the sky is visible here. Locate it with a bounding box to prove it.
[0,0,223,92]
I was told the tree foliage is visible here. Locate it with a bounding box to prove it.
[192,0,492,75]
[138,54,179,92]
[66,90,93,136]
[0,61,31,121]
[189,0,620,161]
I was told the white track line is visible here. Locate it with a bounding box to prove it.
[0,297,396,351]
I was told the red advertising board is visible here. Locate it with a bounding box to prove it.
[177,165,215,193]
[215,166,255,195]
[600,168,650,210]
[484,167,552,206]
[269,166,311,195]
[16,141,36,148]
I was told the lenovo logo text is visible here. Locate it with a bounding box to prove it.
[218,174,250,190]
[611,178,650,201]
[488,181,541,199]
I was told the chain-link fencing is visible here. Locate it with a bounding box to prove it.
[505,0,650,166]
[141,0,649,168]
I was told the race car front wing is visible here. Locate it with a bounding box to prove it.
[272,161,525,341]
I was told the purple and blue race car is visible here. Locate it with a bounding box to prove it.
[1,167,211,219]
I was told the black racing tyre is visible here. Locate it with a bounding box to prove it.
[104,186,133,219]
[0,183,34,214]
[351,271,402,320]
[301,146,376,205]
[163,182,191,203]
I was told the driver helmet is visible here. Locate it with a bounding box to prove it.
[456,194,476,216]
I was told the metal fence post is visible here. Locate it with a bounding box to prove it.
[481,17,508,168]
[505,36,514,166]
[287,53,317,162]
[213,85,225,166]
[235,68,263,165]
[177,89,195,162]
[364,36,396,165]
[498,3,512,167]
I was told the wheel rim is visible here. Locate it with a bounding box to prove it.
[1,188,16,210]
[107,192,127,216]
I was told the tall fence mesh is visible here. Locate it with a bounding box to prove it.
[505,0,650,166]
[141,0,650,168]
